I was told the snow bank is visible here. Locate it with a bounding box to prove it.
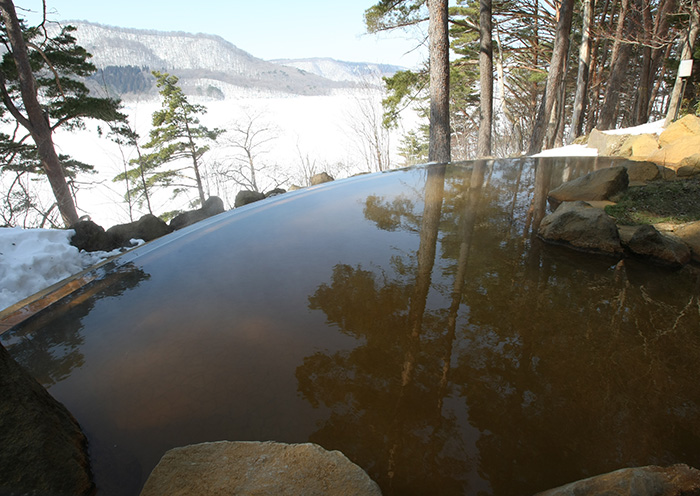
[600,119,664,136]
[532,144,599,158]
[532,119,665,157]
[0,227,123,312]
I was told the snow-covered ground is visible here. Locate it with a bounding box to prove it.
[0,119,665,314]
[0,228,139,312]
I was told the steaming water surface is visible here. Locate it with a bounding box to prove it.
[3,158,700,495]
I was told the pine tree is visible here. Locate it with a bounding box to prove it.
[141,71,222,206]
[0,2,124,226]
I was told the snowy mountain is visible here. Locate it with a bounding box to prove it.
[270,57,404,84]
[59,21,400,97]
[62,21,344,97]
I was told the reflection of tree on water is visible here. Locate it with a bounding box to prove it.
[300,160,700,496]
[2,263,150,387]
[300,164,477,494]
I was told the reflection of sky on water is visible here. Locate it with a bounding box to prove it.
[3,158,700,496]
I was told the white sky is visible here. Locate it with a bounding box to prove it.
[16,0,428,68]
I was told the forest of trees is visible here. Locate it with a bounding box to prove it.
[0,0,698,228]
[368,0,700,162]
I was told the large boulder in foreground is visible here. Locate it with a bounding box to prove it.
[548,166,628,208]
[538,201,623,255]
[170,196,225,230]
[0,343,94,495]
[535,464,700,496]
[139,441,382,496]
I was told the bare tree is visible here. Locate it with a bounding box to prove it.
[219,111,284,193]
[347,82,392,173]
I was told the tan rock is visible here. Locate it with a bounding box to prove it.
[311,172,335,185]
[618,134,659,159]
[587,129,628,156]
[139,441,383,496]
[535,464,700,496]
[622,160,660,183]
[659,114,700,147]
[647,135,700,167]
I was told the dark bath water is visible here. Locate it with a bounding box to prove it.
[3,158,700,496]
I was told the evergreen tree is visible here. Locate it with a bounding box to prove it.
[140,71,222,206]
[0,1,124,226]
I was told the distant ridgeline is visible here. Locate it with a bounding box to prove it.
[61,21,402,99]
[89,66,225,99]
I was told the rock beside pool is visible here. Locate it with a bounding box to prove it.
[139,440,382,496]
[310,171,335,185]
[538,201,623,255]
[618,224,691,267]
[235,189,266,208]
[535,464,700,496]
[547,166,628,208]
[0,343,94,496]
[170,196,225,230]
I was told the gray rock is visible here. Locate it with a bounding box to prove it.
[107,214,173,248]
[70,219,112,252]
[139,441,382,496]
[538,201,623,255]
[0,343,94,496]
[535,464,700,496]
[170,196,225,230]
[265,188,287,198]
[548,166,629,208]
[310,172,335,185]
[235,190,266,208]
[622,224,691,267]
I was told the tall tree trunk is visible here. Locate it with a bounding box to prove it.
[597,0,632,130]
[568,0,595,142]
[428,0,451,163]
[633,0,653,125]
[665,2,700,126]
[586,0,615,134]
[528,0,575,155]
[477,0,493,158]
[0,0,79,227]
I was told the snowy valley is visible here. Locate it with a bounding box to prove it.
[29,22,415,228]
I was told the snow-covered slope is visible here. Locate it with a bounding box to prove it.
[62,21,343,96]
[270,57,404,84]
